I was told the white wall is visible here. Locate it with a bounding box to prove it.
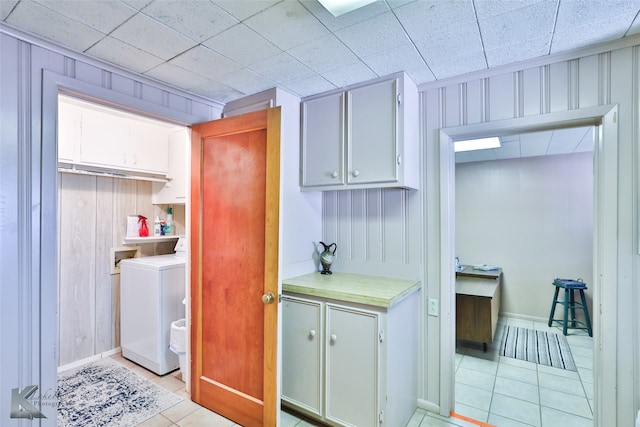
[456,152,594,321]
[0,27,221,425]
[421,41,639,425]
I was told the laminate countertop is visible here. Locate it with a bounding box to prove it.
[282,272,421,308]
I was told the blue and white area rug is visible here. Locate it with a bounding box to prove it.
[500,326,577,371]
[57,358,182,426]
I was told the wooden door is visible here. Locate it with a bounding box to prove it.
[190,107,281,427]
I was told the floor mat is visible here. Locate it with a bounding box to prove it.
[500,326,577,371]
[57,358,182,426]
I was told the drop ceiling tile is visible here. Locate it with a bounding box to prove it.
[86,36,164,73]
[122,0,152,11]
[33,0,137,33]
[282,74,337,98]
[321,60,378,87]
[212,0,280,21]
[574,128,594,153]
[628,12,640,36]
[455,152,475,163]
[243,1,330,51]
[412,25,484,64]
[551,17,632,54]
[287,34,357,73]
[361,41,435,84]
[248,51,313,83]
[520,130,552,157]
[468,149,498,162]
[5,1,105,51]
[300,0,390,32]
[215,68,276,96]
[188,79,244,103]
[551,1,640,53]
[394,0,477,36]
[427,51,487,80]
[477,1,557,52]
[546,127,592,155]
[169,45,241,80]
[485,35,550,68]
[141,0,238,42]
[203,24,281,67]
[110,13,196,60]
[0,1,17,20]
[493,140,522,160]
[474,0,553,19]
[334,11,411,57]
[387,0,417,9]
[144,62,210,89]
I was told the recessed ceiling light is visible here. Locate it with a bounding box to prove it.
[318,0,377,17]
[454,137,501,153]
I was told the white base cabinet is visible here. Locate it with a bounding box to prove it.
[282,291,419,427]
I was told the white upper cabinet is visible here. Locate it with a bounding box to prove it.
[300,73,419,191]
[301,92,344,187]
[58,96,172,177]
[152,128,189,205]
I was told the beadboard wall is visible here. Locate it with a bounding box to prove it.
[1,27,221,423]
[322,188,421,280]
[57,172,185,366]
[455,152,594,321]
[421,42,639,425]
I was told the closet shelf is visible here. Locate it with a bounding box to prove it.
[123,235,179,245]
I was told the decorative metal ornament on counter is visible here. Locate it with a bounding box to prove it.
[318,241,337,275]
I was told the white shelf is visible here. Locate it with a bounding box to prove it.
[123,235,179,245]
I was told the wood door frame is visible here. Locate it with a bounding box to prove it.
[190,107,281,426]
[435,105,618,425]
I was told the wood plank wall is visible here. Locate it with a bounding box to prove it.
[57,173,186,366]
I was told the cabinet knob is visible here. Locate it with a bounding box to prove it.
[331,171,338,179]
[262,292,275,304]
[330,334,338,343]
[352,170,360,177]
[309,329,316,338]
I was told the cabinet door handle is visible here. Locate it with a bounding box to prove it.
[331,171,338,179]
[308,329,316,338]
[330,334,338,343]
[352,169,360,178]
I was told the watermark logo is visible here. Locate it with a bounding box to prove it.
[10,385,46,419]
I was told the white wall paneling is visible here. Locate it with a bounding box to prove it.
[1,25,222,424]
[322,188,420,280]
[419,40,637,425]
[455,152,594,321]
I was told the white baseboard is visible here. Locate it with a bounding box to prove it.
[417,398,440,415]
[57,347,122,373]
[500,312,548,323]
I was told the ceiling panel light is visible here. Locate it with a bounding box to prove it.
[318,0,377,17]
[454,137,501,152]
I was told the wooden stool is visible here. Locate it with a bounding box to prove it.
[547,278,592,336]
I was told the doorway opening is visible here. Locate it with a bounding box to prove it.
[54,93,191,386]
[436,104,619,427]
[452,126,595,425]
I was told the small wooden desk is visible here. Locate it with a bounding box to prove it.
[456,266,502,350]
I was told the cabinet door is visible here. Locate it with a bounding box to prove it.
[129,119,169,174]
[152,128,188,204]
[57,100,82,163]
[347,79,398,185]
[301,92,344,187]
[282,296,323,416]
[326,304,379,427]
[80,108,130,168]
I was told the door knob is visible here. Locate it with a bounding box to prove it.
[262,292,276,304]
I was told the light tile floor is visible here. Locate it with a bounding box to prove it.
[453,316,594,427]
[107,315,593,427]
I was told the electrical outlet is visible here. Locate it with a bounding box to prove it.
[428,298,439,317]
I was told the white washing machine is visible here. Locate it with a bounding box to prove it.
[120,236,186,375]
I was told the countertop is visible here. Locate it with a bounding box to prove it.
[282,272,421,308]
[456,265,502,279]
[456,276,499,298]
